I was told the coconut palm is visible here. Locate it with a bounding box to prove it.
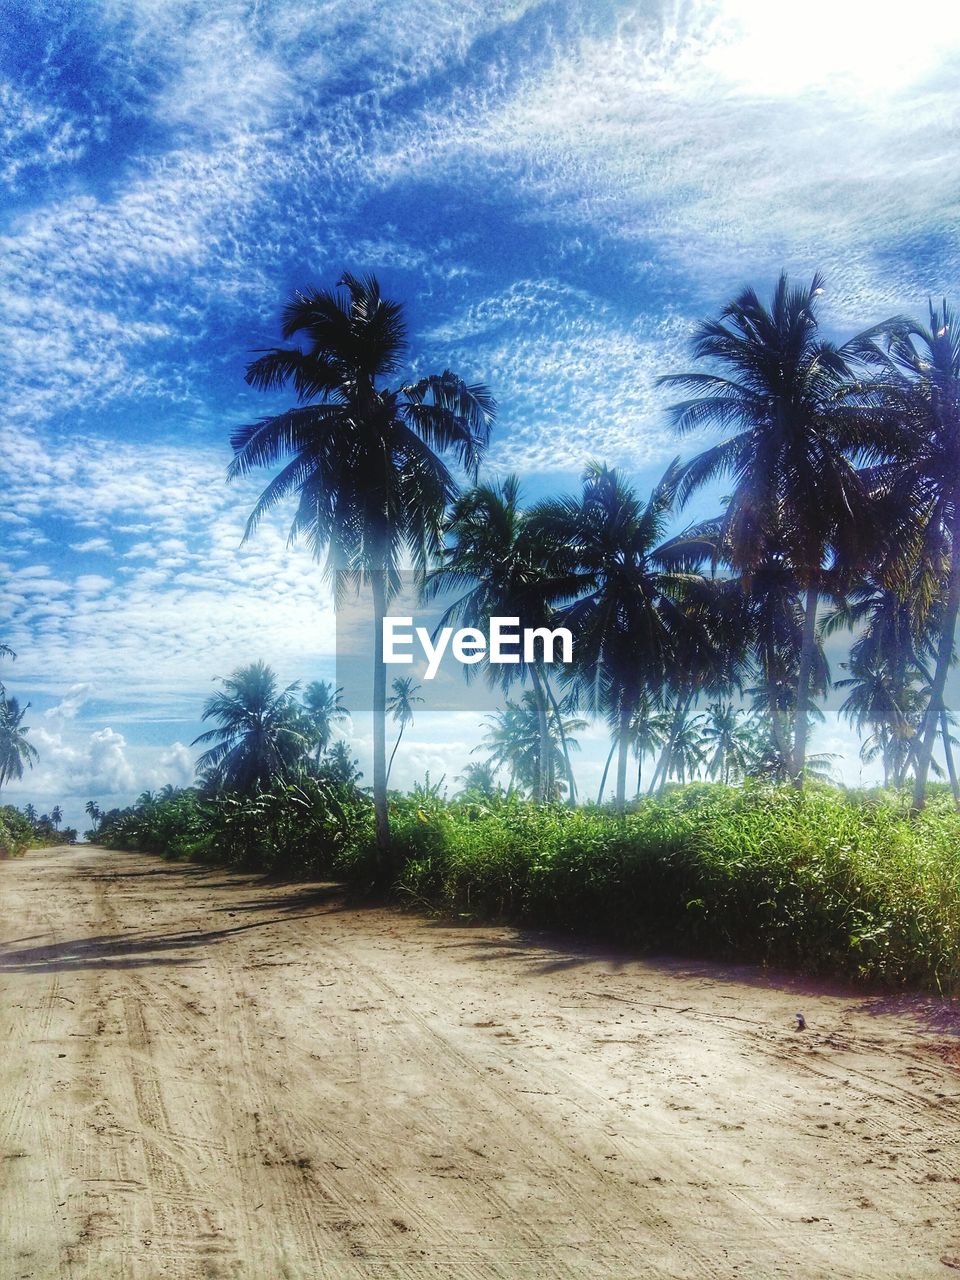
[661,272,876,782]
[230,273,495,853]
[456,760,499,799]
[50,805,62,830]
[851,301,960,805]
[386,677,423,786]
[322,739,363,787]
[478,693,585,799]
[702,701,754,784]
[301,681,349,763]
[531,461,706,812]
[191,661,308,793]
[657,709,707,787]
[426,476,575,802]
[0,696,39,793]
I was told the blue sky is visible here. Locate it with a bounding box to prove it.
[3,0,960,826]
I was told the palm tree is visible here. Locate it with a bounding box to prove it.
[658,710,707,786]
[0,696,39,793]
[191,661,308,793]
[322,739,363,787]
[456,760,499,799]
[478,694,585,799]
[386,677,423,786]
[301,681,349,763]
[85,800,103,832]
[702,701,754,784]
[426,476,574,802]
[229,273,495,854]
[661,273,876,782]
[531,461,705,812]
[852,301,960,806]
[50,805,62,831]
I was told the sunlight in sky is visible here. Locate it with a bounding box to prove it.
[711,0,960,96]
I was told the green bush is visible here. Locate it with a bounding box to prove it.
[380,784,960,991]
[0,805,33,858]
[97,778,960,991]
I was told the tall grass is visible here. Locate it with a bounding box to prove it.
[99,781,960,991]
[361,784,960,991]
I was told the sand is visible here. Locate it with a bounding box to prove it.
[1,844,959,1278]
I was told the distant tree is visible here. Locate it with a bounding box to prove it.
[702,702,754,784]
[532,462,705,812]
[428,476,575,802]
[24,802,37,826]
[85,800,103,833]
[191,661,309,793]
[478,694,585,800]
[301,681,349,763]
[321,739,363,788]
[50,805,62,831]
[456,760,499,799]
[386,677,423,786]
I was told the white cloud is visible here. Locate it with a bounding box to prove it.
[44,683,94,721]
[155,741,195,788]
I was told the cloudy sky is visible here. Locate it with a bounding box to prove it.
[3,0,960,826]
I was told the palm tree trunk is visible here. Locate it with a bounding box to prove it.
[792,573,820,786]
[654,692,693,796]
[597,737,618,805]
[914,515,960,808]
[940,708,960,805]
[615,703,631,814]
[371,570,390,859]
[386,724,404,787]
[529,666,551,802]
[544,675,577,805]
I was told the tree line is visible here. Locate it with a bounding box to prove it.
[229,270,960,850]
[3,271,958,844]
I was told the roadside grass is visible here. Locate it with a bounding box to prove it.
[357,784,960,992]
[96,782,960,991]
[0,805,33,857]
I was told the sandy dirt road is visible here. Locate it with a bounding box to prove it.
[1,846,959,1279]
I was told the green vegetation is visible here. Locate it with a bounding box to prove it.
[96,777,960,992]
[0,805,77,856]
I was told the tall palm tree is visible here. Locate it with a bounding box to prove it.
[192,661,308,793]
[426,476,574,802]
[852,301,960,806]
[531,461,705,812]
[386,676,423,786]
[0,696,39,793]
[301,681,349,763]
[229,273,495,853]
[661,272,875,782]
[50,805,62,831]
